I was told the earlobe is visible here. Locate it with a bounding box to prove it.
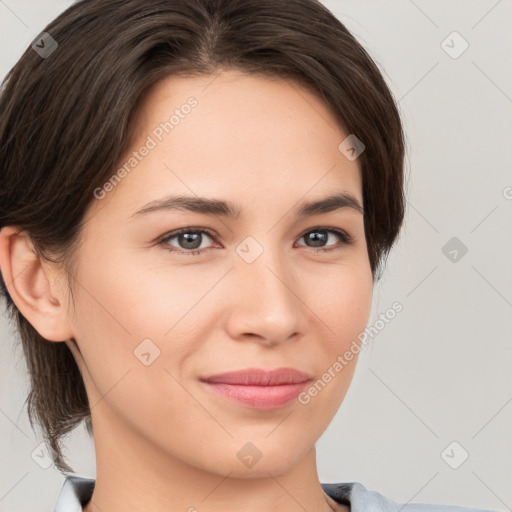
[0,226,75,342]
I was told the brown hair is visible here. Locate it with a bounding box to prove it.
[0,0,407,474]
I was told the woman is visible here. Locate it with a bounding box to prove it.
[0,0,498,511]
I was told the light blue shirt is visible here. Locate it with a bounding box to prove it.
[54,476,498,512]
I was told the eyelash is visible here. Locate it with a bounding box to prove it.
[158,226,353,257]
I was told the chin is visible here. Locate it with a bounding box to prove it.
[226,459,298,479]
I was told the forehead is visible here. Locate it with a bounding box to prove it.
[144,70,348,139]
[89,69,363,222]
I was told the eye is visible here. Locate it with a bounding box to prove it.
[296,227,353,253]
[158,226,353,257]
[159,228,216,256]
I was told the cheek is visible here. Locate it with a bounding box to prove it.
[307,259,373,338]
[339,270,373,340]
[68,251,220,402]
[74,246,374,378]
[303,259,373,395]
[294,265,372,423]
[66,242,373,476]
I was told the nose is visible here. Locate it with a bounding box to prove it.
[223,245,304,347]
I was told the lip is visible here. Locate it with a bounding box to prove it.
[200,367,313,409]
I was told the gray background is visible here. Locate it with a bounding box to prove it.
[1,1,511,511]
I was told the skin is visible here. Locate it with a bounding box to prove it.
[0,69,373,512]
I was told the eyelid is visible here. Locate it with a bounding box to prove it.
[158,227,216,243]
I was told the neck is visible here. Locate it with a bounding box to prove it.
[82,406,345,512]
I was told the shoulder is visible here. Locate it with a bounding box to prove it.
[322,481,499,512]
[54,476,95,512]
[54,477,500,512]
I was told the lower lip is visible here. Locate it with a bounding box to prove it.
[201,381,310,409]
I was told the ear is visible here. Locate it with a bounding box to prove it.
[0,226,75,342]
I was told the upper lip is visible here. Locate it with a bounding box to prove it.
[200,367,313,386]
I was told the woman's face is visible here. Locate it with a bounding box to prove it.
[63,69,373,477]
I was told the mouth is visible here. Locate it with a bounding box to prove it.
[199,367,313,410]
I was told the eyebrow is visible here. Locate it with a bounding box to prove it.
[130,191,364,219]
